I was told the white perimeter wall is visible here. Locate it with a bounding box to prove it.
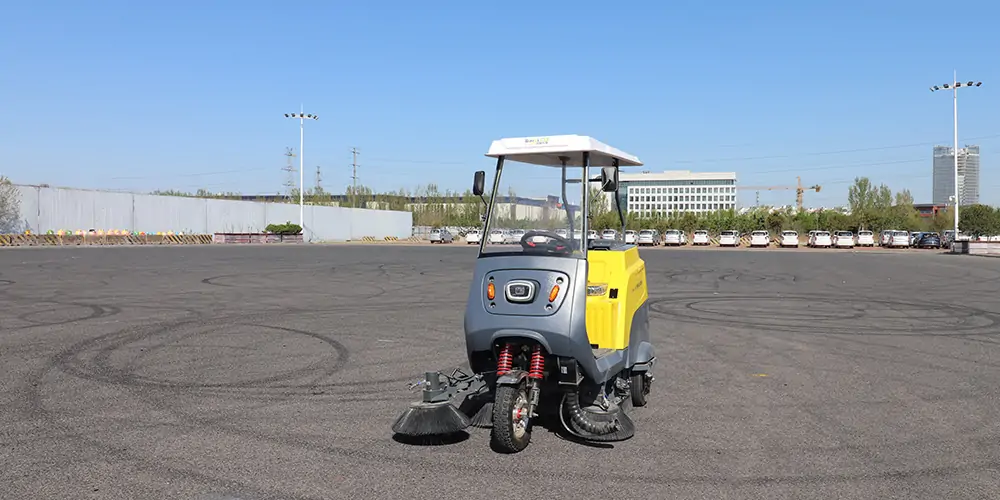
[11,185,412,242]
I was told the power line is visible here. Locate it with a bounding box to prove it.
[102,136,1000,199]
[663,133,1000,165]
[364,157,465,165]
[110,167,272,180]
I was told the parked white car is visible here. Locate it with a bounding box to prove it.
[587,230,599,242]
[663,229,687,246]
[601,229,618,240]
[857,230,875,247]
[692,230,710,246]
[488,229,506,244]
[833,230,855,248]
[888,230,910,248]
[811,230,832,248]
[510,229,526,243]
[719,230,740,247]
[554,228,569,239]
[637,229,659,246]
[624,230,637,244]
[779,230,799,247]
[879,230,893,246]
[749,230,770,247]
[465,229,482,245]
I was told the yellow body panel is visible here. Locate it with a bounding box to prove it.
[585,246,648,350]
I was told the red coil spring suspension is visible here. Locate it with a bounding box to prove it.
[496,343,514,375]
[528,344,545,380]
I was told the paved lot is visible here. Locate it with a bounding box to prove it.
[1,244,998,499]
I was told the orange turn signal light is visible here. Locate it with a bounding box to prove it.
[487,282,495,300]
[549,285,559,302]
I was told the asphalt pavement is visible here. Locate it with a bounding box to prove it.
[1,244,998,499]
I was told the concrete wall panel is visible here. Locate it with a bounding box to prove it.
[206,198,268,234]
[133,193,209,234]
[8,185,412,241]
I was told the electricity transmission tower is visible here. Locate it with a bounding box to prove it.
[350,147,360,208]
[282,147,297,202]
[315,165,323,204]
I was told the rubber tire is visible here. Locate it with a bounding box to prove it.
[630,372,649,407]
[490,382,531,453]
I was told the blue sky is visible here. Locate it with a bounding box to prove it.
[2,0,999,208]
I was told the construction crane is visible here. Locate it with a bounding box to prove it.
[736,176,821,212]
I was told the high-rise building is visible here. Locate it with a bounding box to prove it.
[933,145,980,206]
[605,170,738,218]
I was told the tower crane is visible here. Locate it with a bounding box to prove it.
[736,176,821,212]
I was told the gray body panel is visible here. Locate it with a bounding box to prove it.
[463,252,655,385]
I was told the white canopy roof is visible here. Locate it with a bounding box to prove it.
[485,135,643,167]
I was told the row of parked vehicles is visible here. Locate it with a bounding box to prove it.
[710,229,941,249]
[876,230,944,249]
[707,230,873,248]
[445,227,946,249]
[466,228,701,247]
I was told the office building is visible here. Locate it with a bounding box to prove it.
[607,170,738,218]
[933,145,980,206]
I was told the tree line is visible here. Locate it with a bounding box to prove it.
[149,176,1000,238]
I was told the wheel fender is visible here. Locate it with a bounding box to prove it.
[491,330,553,354]
[496,369,529,386]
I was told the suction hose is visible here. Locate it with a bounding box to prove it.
[563,390,620,435]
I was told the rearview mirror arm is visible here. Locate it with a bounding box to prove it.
[478,157,504,254]
[612,160,625,237]
[559,157,573,239]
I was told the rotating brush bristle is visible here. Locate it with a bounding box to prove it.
[391,401,471,437]
[458,391,494,429]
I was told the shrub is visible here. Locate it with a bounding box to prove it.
[265,222,302,235]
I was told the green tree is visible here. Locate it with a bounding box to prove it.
[959,204,1000,238]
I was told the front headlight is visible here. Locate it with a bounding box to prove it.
[587,284,608,296]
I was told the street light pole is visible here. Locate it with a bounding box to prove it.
[931,76,982,242]
[284,110,318,232]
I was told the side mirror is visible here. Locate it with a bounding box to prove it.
[472,171,486,196]
[600,166,618,192]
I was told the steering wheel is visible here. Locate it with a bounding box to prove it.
[519,231,572,256]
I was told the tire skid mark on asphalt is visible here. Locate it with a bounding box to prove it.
[682,300,1000,398]
[651,297,1000,380]
[43,348,997,491]
[42,302,435,398]
[646,288,999,481]
[52,319,350,392]
[23,373,320,500]
[17,325,322,499]
[0,299,123,333]
[11,246,1000,494]
[647,293,1000,337]
[56,318,993,492]
[199,261,459,304]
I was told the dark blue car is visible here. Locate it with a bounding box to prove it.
[916,232,942,249]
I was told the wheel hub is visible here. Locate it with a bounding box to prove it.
[511,392,529,439]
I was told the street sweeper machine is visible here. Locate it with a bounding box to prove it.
[391,135,656,453]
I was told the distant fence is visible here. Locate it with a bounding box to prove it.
[0,233,214,246]
[10,185,412,242]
